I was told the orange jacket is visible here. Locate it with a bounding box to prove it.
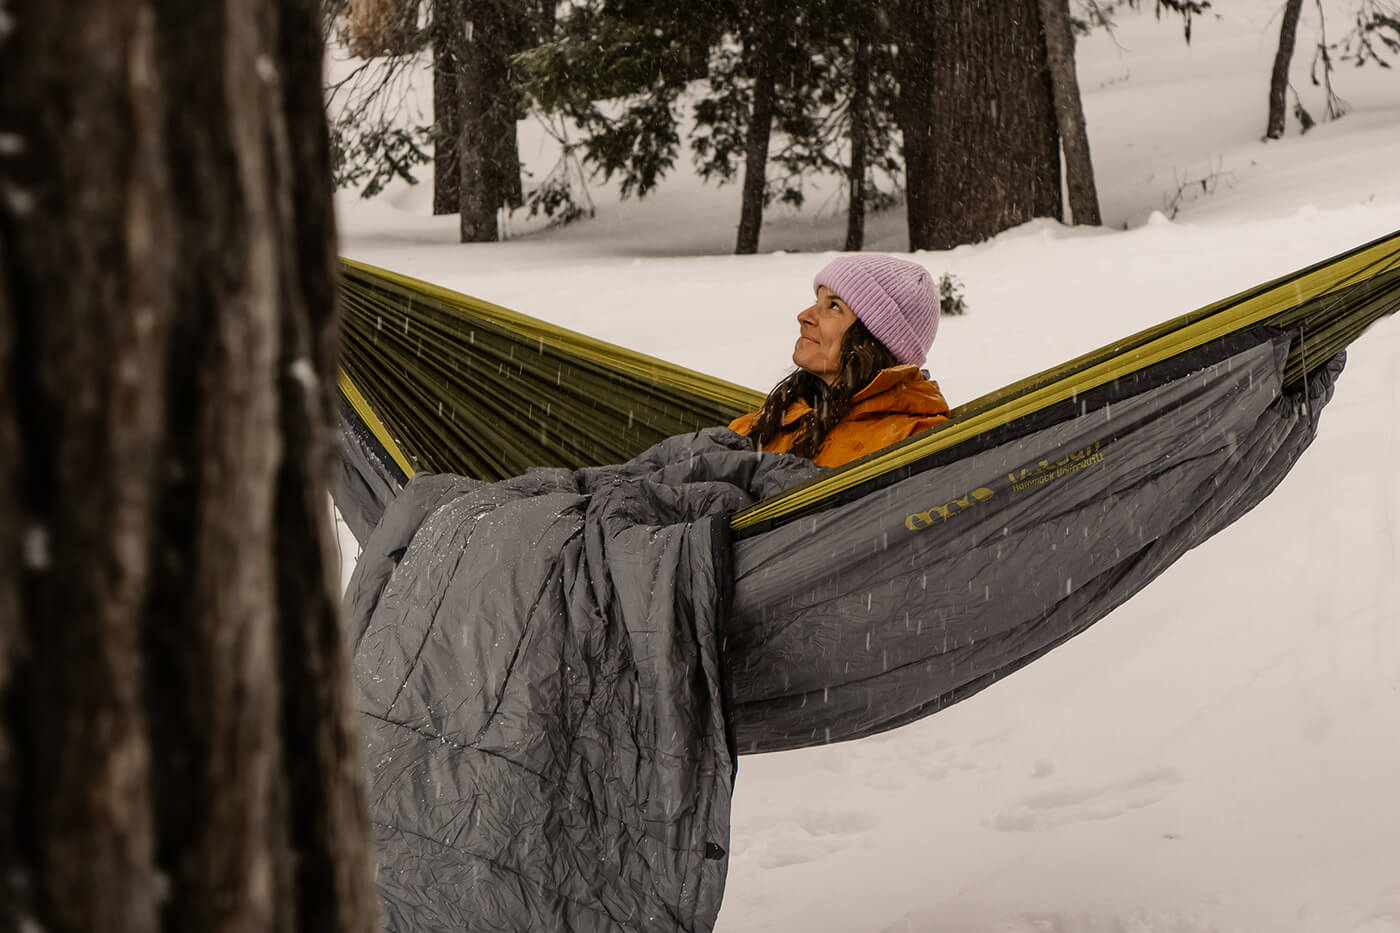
[729,365,950,467]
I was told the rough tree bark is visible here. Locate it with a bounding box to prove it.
[1038,0,1101,225]
[0,2,378,931]
[899,0,1062,250]
[452,0,525,242]
[1267,0,1306,139]
[433,0,463,215]
[736,0,783,255]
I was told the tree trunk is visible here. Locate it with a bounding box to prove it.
[736,2,781,256]
[1038,0,1101,225]
[898,0,938,253]
[845,27,871,252]
[1267,0,1305,139]
[433,1,462,215]
[899,0,1062,251]
[0,2,379,931]
[453,0,523,242]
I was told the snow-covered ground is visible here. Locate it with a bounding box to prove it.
[333,4,1400,931]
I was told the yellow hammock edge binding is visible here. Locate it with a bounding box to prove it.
[338,369,416,479]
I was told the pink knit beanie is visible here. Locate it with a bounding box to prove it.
[813,254,939,368]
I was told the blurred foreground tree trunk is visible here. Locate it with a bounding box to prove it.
[0,1,378,931]
[899,0,1062,250]
[1266,0,1305,139]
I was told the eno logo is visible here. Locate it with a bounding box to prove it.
[904,487,995,532]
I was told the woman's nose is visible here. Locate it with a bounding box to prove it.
[797,303,817,326]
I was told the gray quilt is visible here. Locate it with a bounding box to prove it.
[344,430,816,932]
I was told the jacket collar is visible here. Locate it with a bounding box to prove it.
[780,365,943,427]
[851,364,924,403]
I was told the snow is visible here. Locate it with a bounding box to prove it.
[333,3,1400,931]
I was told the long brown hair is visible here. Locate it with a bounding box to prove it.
[749,319,897,460]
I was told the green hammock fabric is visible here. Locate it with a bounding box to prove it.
[337,230,1400,533]
[339,258,763,481]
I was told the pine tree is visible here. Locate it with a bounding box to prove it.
[516,0,726,200]
[845,14,875,251]
[519,0,904,254]
[328,0,545,242]
[441,0,530,242]
[734,0,786,254]
[1267,0,1306,139]
[753,0,903,252]
[433,4,464,214]
[1041,0,1101,225]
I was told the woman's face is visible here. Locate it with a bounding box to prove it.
[793,286,857,385]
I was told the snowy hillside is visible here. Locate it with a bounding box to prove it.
[334,3,1400,931]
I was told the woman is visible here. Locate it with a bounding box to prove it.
[729,253,950,466]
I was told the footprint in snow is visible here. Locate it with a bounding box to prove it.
[994,909,1227,932]
[993,765,1183,832]
[750,808,879,870]
[1351,919,1400,933]
[867,772,908,791]
[1350,892,1400,933]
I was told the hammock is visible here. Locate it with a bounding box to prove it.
[337,236,1399,747]
[338,235,1400,932]
[335,232,1400,548]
